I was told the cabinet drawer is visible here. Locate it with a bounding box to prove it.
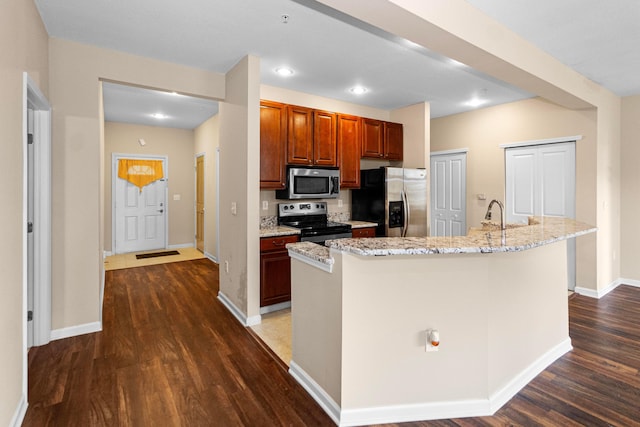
[352,227,376,238]
[260,235,300,252]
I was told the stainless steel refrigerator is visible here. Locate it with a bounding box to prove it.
[351,167,428,237]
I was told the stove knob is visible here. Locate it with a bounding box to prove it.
[289,205,294,210]
[283,205,288,210]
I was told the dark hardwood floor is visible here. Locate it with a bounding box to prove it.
[23,259,640,426]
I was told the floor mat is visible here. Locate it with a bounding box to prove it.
[135,250,180,259]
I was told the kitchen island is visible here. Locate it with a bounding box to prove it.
[286,217,596,426]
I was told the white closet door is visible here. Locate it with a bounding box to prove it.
[505,142,576,288]
[430,152,467,237]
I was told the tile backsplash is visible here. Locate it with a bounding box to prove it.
[260,189,352,218]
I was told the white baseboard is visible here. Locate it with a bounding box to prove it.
[217,291,261,326]
[290,339,572,426]
[168,243,195,249]
[50,321,102,341]
[618,278,640,288]
[9,393,28,427]
[204,251,218,263]
[289,361,341,425]
[260,301,291,315]
[488,338,572,413]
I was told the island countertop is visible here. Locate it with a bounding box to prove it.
[287,217,596,261]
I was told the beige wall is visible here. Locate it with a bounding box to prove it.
[104,122,196,252]
[431,97,597,288]
[0,0,49,424]
[218,56,262,320]
[620,95,640,280]
[194,114,220,260]
[48,38,225,331]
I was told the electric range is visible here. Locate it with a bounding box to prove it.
[277,201,352,244]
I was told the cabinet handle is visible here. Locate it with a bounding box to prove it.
[272,240,286,246]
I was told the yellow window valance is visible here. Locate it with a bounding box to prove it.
[117,159,164,192]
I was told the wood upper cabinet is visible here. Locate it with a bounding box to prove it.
[361,118,403,160]
[384,121,403,161]
[337,114,361,189]
[287,105,314,165]
[361,118,384,158]
[286,105,337,166]
[313,110,338,166]
[260,100,287,189]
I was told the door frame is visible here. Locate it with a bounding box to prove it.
[195,152,205,252]
[111,153,169,254]
[23,73,52,399]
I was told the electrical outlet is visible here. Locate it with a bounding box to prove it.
[338,199,343,208]
[425,329,440,352]
[262,200,268,210]
[231,202,237,215]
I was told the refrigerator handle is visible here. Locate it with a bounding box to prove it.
[401,190,410,237]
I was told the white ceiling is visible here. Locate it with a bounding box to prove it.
[35,0,640,129]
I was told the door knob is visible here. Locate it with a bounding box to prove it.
[158,209,164,213]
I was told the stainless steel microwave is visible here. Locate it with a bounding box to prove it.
[275,166,340,199]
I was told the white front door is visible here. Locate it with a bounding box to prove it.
[505,142,576,288]
[114,157,167,254]
[430,152,467,236]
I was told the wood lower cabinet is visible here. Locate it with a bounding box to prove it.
[260,101,287,189]
[352,227,376,238]
[337,114,361,189]
[260,235,299,307]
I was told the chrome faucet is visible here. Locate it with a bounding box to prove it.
[484,199,506,231]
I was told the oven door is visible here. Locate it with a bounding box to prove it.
[300,231,352,245]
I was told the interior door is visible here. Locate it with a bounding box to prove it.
[505,142,576,288]
[430,152,467,236]
[114,157,167,254]
[196,155,205,253]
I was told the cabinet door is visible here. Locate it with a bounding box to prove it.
[287,105,314,165]
[384,122,403,160]
[260,250,292,307]
[352,227,375,238]
[313,110,337,166]
[260,101,287,189]
[361,118,384,158]
[337,114,361,188]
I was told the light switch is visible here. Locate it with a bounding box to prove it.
[173,194,181,201]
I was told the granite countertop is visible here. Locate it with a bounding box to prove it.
[287,217,596,261]
[260,225,301,238]
[343,220,378,229]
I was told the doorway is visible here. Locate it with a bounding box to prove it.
[196,153,205,253]
[505,141,576,289]
[430,150,467,236]
[112,154,168,254]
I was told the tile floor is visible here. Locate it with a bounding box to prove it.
[104,247,206,271]
[250,308,292,366]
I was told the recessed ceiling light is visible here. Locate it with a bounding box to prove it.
[349,86,368,95]
[275,67,294,77]
[151,113,168,119]
[465,89,488,107]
